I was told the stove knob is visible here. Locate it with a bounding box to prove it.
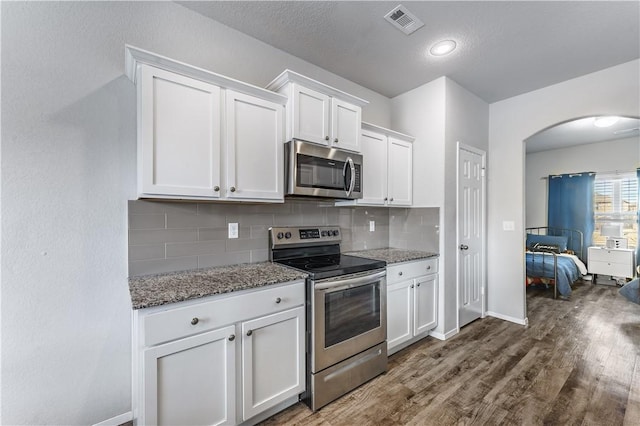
[277,232,284,240]
[332,230,339,236]
[285,232,292,239]
[321,231,328,237]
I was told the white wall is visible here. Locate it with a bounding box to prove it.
[526,137,640,228]
[488,59,640,324]
[0,2,391,424]
[443,79,489,332]
[390,77,488,338]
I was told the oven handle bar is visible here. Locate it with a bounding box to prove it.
[314,270,386,293]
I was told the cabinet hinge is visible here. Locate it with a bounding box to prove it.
[481,168,486,177]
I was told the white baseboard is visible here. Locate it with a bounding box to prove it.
[92,411,133,426]
[429,328,459,341]
[486,311,528,326]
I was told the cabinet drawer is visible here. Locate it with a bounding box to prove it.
[143,281,305,347]
[387,258,438,285]
[589,260,633,278]
[589,248,632,263]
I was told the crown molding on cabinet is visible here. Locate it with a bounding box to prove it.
[266,69,369,107]
[361,121,415,142]
[124,45,288,105]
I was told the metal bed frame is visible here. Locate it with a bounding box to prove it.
[525,227,585,299]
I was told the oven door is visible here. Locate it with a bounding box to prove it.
[311,269,386,373]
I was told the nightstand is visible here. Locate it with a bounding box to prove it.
[587,246,635,284]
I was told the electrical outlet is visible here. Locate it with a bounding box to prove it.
[503,221,515,231]
[228,223,238,239]
[369,220,375,232]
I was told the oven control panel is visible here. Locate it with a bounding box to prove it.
[269,226,341,247]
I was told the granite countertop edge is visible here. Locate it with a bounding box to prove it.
[129,262,308,310]
[346,248,439,264]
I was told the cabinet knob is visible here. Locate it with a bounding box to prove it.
[410,284,414,288]
[228,334,235,341]
[334,138,339,143]
[325,136,330,141]
[427,265,431,270]
[384,197,388,201]
[214,186,220,192]
[230,186,236,192]
[190,317,199,325]
[398,271,403,276]
[275,297,282,304]
[390,198,394,202]
[417,283,421,287]
[246,330,253,336]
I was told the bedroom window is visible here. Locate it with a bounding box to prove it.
[593,172,638,247]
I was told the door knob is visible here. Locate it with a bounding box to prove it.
[460,244,469,250]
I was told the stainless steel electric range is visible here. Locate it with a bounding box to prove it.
[269,226,387,411]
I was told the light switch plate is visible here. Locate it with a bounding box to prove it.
[228,223,238,239]
[503,221,515,231]
[369,220,375,232]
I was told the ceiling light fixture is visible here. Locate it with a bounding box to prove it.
[430,40,457,56]
[593,116,619,128]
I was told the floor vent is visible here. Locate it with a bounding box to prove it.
[384,4,424,35]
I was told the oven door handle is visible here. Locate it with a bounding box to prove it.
[315,270,386,292]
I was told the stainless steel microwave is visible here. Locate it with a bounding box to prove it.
[285,140,363,199]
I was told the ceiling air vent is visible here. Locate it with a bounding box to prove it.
[384,4,424,35]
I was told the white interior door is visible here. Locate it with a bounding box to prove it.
[457,144,486,327]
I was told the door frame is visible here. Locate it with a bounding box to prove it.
[456,142,487,327]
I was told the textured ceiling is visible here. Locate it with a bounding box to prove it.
[179,1,640,102]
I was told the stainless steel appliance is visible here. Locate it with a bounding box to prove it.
[285,140,363,199]
[269,226,387,411]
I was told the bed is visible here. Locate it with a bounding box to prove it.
[525,227,587,299]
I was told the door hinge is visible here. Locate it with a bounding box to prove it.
[481,168,486,177]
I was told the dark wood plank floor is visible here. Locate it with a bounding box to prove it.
[261,281,640,425]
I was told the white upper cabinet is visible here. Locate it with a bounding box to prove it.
[126,45,287,202]
[339,122,413,207]
[387,136,413,206]
[225,90,283,202]
[267,70,368,153]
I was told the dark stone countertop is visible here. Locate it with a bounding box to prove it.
[346,248,438,264]
[129,262,308,309]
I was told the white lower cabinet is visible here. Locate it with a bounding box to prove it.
[386,259,438,355]
[133,281,305,425]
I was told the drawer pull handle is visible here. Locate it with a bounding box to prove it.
[228,334,235,341]
[246,330,253,336]
[275,297,282,304]
[399,271,403,276]
[190,317,199,325]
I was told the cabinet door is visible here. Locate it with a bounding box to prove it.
[139,64,221,198]
[387,137,413,206]
[331,98,362,152]
[143,325,236,426]
[359,129,388,205]
[292,83,330,145]
[241,306,305,421]
[387,279,414,352]
[414,275,438,336]
[225,90,284,202]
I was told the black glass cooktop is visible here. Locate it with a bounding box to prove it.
[276,254,386,280]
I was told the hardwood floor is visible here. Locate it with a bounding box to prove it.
[261,281,640,425]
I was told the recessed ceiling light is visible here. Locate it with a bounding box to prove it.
[593,116,620,128]
[430,40,457,56]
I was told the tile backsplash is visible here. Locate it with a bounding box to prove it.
[128,198,438,277]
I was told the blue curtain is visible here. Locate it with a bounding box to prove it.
[547,173,595,260]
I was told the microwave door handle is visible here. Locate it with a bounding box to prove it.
[344,157,355,196]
